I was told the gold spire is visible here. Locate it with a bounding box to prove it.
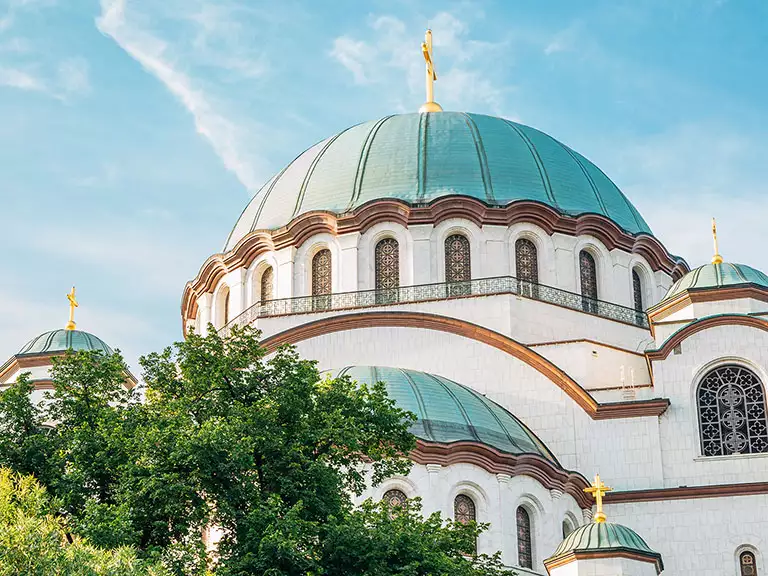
[65,286,78,331]
[584,473,612,523]
[419,29,443,113]
[711,217,723,265]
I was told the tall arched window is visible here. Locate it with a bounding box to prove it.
[579,250,598,314]
[312,249,332,310]
[454,494,476,524]
[260,266,274,305]
[223,291,230,326]
[698,365,768,456]
[516,506,533,569]
[445,234,471,296]
[375,238,399,304]
[741,551,758,576]
[515,238,539,298]
[632,269,644,312]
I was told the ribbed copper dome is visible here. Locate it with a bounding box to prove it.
[18,329,113,356]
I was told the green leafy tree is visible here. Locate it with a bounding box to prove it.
[0,467,165,576]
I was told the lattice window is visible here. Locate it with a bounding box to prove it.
[375,238,400,289]
[454,494,476,524]
[445,234,471,297]
[312,249,332,295]
[516,238,539,298]
[632,269,644,312]
[741,551,758,576]
[698,365,768,456]
[579,250,598,313]
[516,506,533,569]
[260,267,274,304]
[383,489,407,509]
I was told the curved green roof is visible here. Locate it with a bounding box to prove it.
[226,112,652,250]
[663,262,768,302]
[332,365,558,465]
[548,522,663,572]
[18,329,113,356]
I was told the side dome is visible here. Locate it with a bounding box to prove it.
[226,112,652,250]
[662,262,768,302]
[18,329,113,356]
[331,365,558,465]
[547,522,664,572]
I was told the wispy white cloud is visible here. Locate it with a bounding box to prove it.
[0,65,44,91]
[57,57,90,97]
[330,11,511,115]
[96,0,267,192]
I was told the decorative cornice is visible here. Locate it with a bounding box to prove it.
[0,352,137,389]
[182,197,688,323]
[529,338,647,358]
[604,480,768,503]
[648,284,768,323]
[259,311,669,420]
[544,549,663,574]
[647,314,768,361]
[412,440,593,508]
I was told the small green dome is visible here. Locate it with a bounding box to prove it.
[226,112,652,250]
[548,522,663,572]
[663,262,768,302]
[332,365,557,464]
[18,330,113,356]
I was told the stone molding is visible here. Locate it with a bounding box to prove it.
[604,480,768,503]
[0,352,137,389]
[648,284,768,323]
[258,310,670,420]
[544,549,664,574]
[182,197,688,323]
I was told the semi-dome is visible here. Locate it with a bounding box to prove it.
[18,329,113,356]
[226,112,652,250]
[331,365,558,465]
[546,522,663,572]
[662,262,768,302]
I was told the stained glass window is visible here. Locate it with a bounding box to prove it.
[741,551,758,576]
[383,489,407,509]
[260,266,274,304]
[515,238,539,298]
[698,365,768,456]
[312,249,332,310]
[632,269,643,312]
[516,506,532,569]
[454,494,476,524]
[579,250,598,314]
[445,234,471,296]
[375,238,399,304]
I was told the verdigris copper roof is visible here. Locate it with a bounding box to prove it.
[226,112,652,250]
[663,262,768,302]
[332,365,558,465]
[18,329,113,356]
[547,522,663,572]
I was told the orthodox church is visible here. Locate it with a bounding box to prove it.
[4,30,767,576]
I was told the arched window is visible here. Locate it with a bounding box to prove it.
[383,489,407,509]
[515,238,539,298]
[516,506,533,569]
[741,551,758,575]
[375,238,399,304]
[579,250,598,314]
[223,291,230,326]
[698,365,768,456]
[260,266,274,305]
[445,234,471,296]
[454,494,476,524]
[632,269,644,312]
[562,519,574,539]
[312,249,332,310]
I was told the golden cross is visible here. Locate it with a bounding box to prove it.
[419,29,443,113]
[583,473,612,523]
[65,286,78,331]
[711,217,723,265]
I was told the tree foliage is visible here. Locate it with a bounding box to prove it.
[0,326,512,575]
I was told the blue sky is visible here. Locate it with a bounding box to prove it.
[1,0,767,373]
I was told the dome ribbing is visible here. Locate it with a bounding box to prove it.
[662,262,768,302]
[18,330,113,356]
[226,112,652,250]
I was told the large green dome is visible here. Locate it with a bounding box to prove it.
[662,262,768,302]
[18,329,113,356]
[226,112,651,250]
[331,365,558,465]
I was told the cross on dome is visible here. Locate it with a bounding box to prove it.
[419,29,443,113]
[65,286,78,331]
[711,217,724,265]
[584,473,612,523]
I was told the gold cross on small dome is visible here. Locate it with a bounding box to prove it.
[65,286,78,331]
[419,29,443,113]
[584,473,612,523]
[711,217,723,265]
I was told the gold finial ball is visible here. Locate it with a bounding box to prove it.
[419,101,443,113]
[593,511,607,524]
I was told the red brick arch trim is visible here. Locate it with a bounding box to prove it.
[647,314,768,361]
[412,440,593,508]
[259,311,669,420]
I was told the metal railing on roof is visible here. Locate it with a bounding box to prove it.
[221,275,649,335]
